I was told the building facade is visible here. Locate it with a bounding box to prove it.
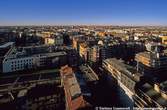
[2,47,67,73]
[103,58,141,107]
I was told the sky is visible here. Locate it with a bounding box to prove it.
[0,0,167,26]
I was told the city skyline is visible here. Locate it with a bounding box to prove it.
[0,0,167,26]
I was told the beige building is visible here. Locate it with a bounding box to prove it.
[160,36,167,45]
[79,43,88,61]
[44,37,55,45]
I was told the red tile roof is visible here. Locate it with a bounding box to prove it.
[60,65,89,110]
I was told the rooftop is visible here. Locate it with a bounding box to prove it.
[27,83,63,99]
[4,46,67,60]
[0,69,60,93]
[103,58,141,82]
[136,51,167,60]
[0,42,14,49]
[32,51,67,57]
[79,64,99,82]
[60,65,90,110]
[140,83,167,107]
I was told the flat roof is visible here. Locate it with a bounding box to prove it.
[136,52,151,59]
[6,51,67,60]
[27,83,62,99]
[4,45,68,60]
[34,51,67,57]
[140,83,167,107]
[0,42,14,48]
[79,65,99,81]
[0,69,61,93]
[103,58,140,82]
[136,52,167,60]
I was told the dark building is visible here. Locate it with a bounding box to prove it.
[19,83,65,110]
[135,48,167,83]
[102,58,141,107]
[134,47,167,107]
[0,69,65,110]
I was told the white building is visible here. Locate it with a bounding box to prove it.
[2,47,67,73]
[3,56,34,73]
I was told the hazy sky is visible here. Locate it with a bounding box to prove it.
[0,0,167,26]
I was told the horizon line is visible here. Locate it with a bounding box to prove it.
[0,24,167,27]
